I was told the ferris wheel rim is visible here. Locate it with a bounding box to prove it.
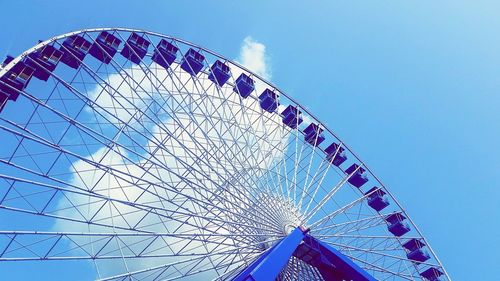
[0,27,450,280]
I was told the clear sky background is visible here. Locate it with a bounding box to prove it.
[0,0,498,280]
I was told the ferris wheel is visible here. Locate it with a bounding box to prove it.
[0,28,450,281]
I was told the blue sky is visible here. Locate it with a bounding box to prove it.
[0,0,498,280]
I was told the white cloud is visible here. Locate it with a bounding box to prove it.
[237,36,271,80]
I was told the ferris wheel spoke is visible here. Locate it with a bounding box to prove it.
[145,245,256,281]
[324,240,438,269]
[0,231,269,261]
[265,140,312,206]
[266,126,301,204]
[296,134,323,207]
[0,231,270,261]
[307,187,375,229]
[148,255,246,281]
[301,143,345,215]
[296,145,325,206]
[298,158,329,211]
[332,251,416,281]
[242,112,290,197]
[313,233,421,241]
[313,211,393,236]
[317,235,404,259]
[284,145,330,213]
[0,114,281,235]
[252,132,298,206]
[302,165,362,223]
[213,262,249,281]
[290,135,306,205]
[0,175,257,238]
[98,237,273,281]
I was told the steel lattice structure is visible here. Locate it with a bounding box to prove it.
[0,28,449,281]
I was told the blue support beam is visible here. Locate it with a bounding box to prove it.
[232,227,308,281]
[296,235,377,281]
[233,226,377,281]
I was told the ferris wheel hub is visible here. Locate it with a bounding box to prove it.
[283,223,296,235]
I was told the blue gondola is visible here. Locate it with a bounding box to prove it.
[420,267,444,281]
[151,39,178,69]
[208,60,231,86]
[89,31,122,64]
[386,213,411,237]
[403,238,426,252]
[60,35,92,69]
[0,60,35,102]
[25,45,63,81]
[259,89,279,112]
[121,32,150,64]
[365,187,390,211]
[233,73,254,98]
[403,239,430,263]
[180,48,204,75]
[324,142,347,166]
[282,105,303,129]
[408,248,431,263]
[304,123,325,146]
[345,164,368,188]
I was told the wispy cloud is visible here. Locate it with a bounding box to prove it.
[237,36,271,80]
